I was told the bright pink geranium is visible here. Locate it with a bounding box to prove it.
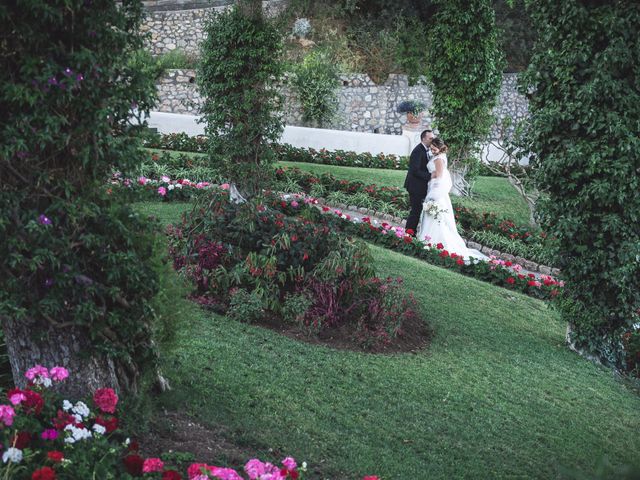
[25,365,49,381]
[281,457,297,471]
[49,367,69,382]
[210,467,243,480]
[0,405,15,426]
[142,458,165,473]
[93,388,118,414]
[245,459,267,479]
[158,186,167,196]
[138,176,148,185]
[41,429,59,440]
[9,391,27,405]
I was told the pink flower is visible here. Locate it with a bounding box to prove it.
[25,365,49,381]
[143,458,165,473]
[49,367,69,382]
[161,175,171,183]
[220,183,230,190]
[41,429,59,440]
[93,388,118,413]
[281,457,297,470]
[0,405,15,426]
[188,463,214,479]
[9,392,27,405]
[210,467,243,480]
[158,186,167,196]
[291,201,299,208]
[245,459,267,479]
[138,176,148,185]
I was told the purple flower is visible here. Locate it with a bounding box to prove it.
[43,278,54,288]
[63,68,73,77]
[47,77,58,86]
[38,214,52,225]
[76,74,84,82]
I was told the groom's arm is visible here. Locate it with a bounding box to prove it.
[408,149,429,182]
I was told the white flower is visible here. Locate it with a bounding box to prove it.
[168,184,175,191]
[41,377,53,388]
[62,400,73,411]
[72,401,90,418]
[64,424,92,442]
[124,438,131,445]
[175,183,183,189]
[2,448,23,464]
[73,413,84,423]
[93,423,106,435]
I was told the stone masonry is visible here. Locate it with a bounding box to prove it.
[156,70,528,138]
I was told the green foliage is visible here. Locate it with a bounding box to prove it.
[198,0,284,197]
[0,0,160,389]
[521,0,640,369]
[290,49,339,126]
[395,15,431,85]
[427,0,504,178]
[227,289,265,323]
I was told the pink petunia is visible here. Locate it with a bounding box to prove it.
[158,186,167,196]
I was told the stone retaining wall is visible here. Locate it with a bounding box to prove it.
[141,0,287,55]
[156,70,528,137]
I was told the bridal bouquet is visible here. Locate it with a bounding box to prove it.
[423,200,448,223]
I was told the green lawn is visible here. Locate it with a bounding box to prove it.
[279,161,531,225]
[134,201,640,480]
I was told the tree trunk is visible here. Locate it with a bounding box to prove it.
[1,315,121,399]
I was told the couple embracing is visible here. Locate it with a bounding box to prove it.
[403,129,484,260]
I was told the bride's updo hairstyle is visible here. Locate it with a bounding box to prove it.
[431,137,448,153]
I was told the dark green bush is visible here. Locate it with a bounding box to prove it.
[0,0,159,392]
[522,0,640,369]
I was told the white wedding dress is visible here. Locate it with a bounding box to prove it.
[417,154,486,261]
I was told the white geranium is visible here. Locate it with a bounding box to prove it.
[64,424,93,443]
[71,401,90,418]
[2,448,23,464]
[92,423,106,435]
[62,399,73,412]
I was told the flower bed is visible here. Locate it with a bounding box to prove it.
[143,132,209,154]
[273,144,408,170]
[275,167,558,266]
[269,196,564,302]
[166,189,425,350]
[107,172,215,202]
[0,365,321,479]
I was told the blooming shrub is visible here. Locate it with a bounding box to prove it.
[108,172,214,202]
[0,366,317,479]
[166,189,421,347]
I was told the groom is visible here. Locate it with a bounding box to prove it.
[404,129,434,236]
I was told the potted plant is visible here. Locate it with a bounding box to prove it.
[397,100,426,124]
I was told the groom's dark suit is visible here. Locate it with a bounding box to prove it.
[404,142,431,235]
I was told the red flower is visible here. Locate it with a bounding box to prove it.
[31,467,56,480]
[450,252,458,258]
[291,234,298,242]
[47,451,64,463]
[52,410,77,430]
[527,280,538,287]
[403,236,413,243]
[506,277,516,284]
[9,389,44,415]
[527,273,535,278]
[95,414,119,433]
[302,252,309,261]
[93,388,118,414]
[123,454,144,477]
[436,242,444,250]
[162,471,182,480]
[363,477,380,480]
[128,440,140,451]
[439,250,449,258]
[12,431,31,449]
[505,261,513,267]
[456,259,464,266]
[322,206,330,212]
[550,289,559,297]
[405,228,415,235]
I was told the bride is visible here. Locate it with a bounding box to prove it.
[417,137,485,260]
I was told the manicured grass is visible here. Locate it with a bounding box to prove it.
[279,161,532,225]
[134,202,640,480]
